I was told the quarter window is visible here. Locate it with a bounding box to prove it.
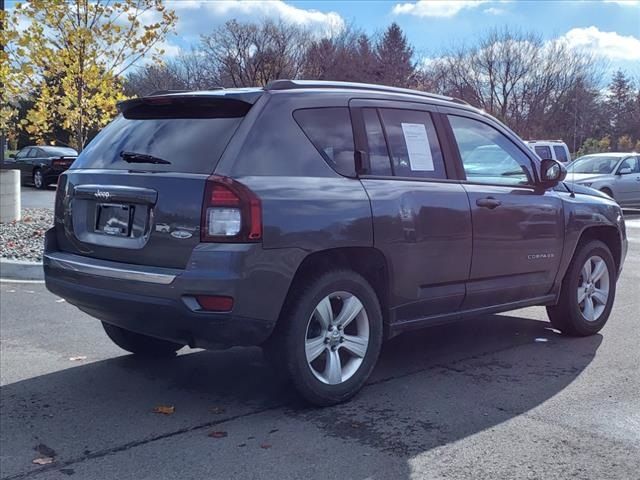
[294,108,356,176]
[377,108,446,179]
[448,115,532,186]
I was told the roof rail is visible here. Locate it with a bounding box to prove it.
[265,79,469,105]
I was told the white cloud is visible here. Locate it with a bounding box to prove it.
[393,0,489,18]
[484,7,506,15]
[559,26,640,61]
[603,0,640,6]
[167,0,344,37]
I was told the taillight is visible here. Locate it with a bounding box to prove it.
[200,175,262,242]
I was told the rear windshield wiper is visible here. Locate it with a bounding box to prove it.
[120,151,171,165]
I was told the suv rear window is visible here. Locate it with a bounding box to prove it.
[293,108,356,176]
[553,145,568,162]
[72,98,251,174]
[534,145,552,159]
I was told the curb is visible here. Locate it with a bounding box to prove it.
[0,259,44,281]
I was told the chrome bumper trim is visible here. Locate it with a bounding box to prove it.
[44,252,178,285]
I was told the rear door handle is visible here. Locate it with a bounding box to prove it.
[476,197,502,209]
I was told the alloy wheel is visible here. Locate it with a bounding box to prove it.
[304,291,370,385]
[34,170,43,188]
[577,255,610,322]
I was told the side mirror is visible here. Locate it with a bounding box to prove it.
[8,153,16,159]
[539,158,566,188]
[618,167,632,175]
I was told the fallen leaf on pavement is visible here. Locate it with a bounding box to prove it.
[34,443,57,457]
[69,356,87,361]
[32,457,54,465]
[208,431,228,438]
[209,407,225,414]
[260,443,272,449]
[152,405,175,415]
[268,428,278,434]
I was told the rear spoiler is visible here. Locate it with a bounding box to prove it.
[117,91,263,119]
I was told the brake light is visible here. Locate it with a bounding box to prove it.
[52,158,70,167]
[200,175,262,242]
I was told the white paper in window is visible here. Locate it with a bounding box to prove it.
[401,123,434,171]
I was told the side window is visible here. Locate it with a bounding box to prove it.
[448,115,532,186]
[534,145,552,159]
[15,148,30,159]
[293,107,355,176]
[553,145,568,162]
[378,108,446,179]
[362,108,392,176]
[619,157,639,173]
[27,148,39,158]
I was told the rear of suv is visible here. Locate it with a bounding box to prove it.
[45,80,627,406]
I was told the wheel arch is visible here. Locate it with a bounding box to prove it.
[279,247,392,335]
[576,225,623,273]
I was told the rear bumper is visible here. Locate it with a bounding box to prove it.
[41,166,66,183]
[44,229,305,348]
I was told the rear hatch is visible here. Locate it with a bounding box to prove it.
[54,92,260,269]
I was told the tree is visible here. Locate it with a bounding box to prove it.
[5,0,177,150]
[124,51,218,97]
[576,136,612,157]
[375,22,415,87]
[617,135,633,151]
[605,70,637,149]
[303,26,377,83]
[200,19,309,88]
[426,28,603,140]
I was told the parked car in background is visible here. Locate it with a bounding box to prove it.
[565,153,640,208]
[10,145,78,189]
[526,140,571,163]
[44,81,627,406]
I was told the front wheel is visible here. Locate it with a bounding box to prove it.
[547,240,616,336]
[102,322,184,356]
[268,270,383,406]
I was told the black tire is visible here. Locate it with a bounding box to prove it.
[267,270,383,406]
[33,168,46,189]
[547,240,616,336]
[102,322,184,356]
[600,188,613,199]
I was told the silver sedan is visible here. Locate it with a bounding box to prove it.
[566,152,640,208]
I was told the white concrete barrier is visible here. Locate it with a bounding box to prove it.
[0,169,21,223]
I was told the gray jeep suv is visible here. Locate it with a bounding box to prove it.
[44,80,628,406]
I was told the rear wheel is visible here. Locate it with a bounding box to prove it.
[33,169,46,189]
[547,240,616,336]
[267,270,383,406]
[102,322,184,356]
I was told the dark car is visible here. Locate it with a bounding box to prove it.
[10,145,78,189]
[44,80,628,406]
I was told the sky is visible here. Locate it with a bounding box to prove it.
[6,0,640,79]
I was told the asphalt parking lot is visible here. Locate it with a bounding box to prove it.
[19,187,56,210]
[1,198,639,479]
